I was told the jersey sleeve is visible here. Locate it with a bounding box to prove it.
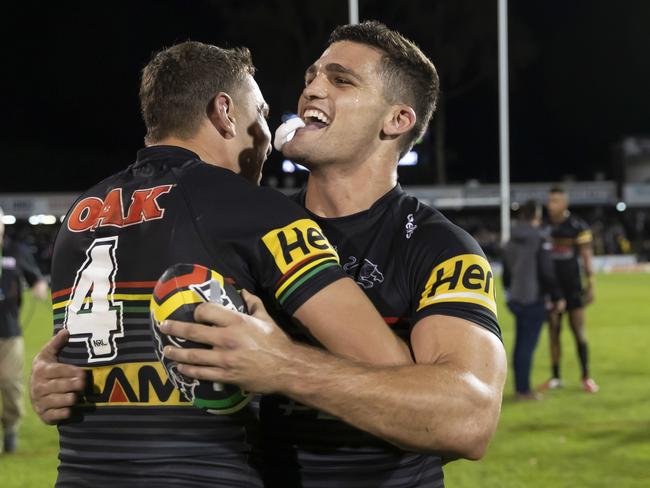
[574,218,593,246]
[12,242,43,287]
[407,219,502,340]
[178,165,346,316]
[251,188,345,315]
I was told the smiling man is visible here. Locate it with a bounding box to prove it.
[163,22,507,488]
[28,40,410,488]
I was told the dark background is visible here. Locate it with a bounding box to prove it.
[2,0,649,192]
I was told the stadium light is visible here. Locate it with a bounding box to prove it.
[2,214,17,225]
[398,150,419,166]
[28,214,58,225]
[616,202,627,212]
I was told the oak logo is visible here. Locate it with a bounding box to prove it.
[417,254,497,316]
[67,185,174,232]
[80,362,190,406]
[262,218,337,273]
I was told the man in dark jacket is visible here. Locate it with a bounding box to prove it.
[503,200,565,400]
[0,208,48,452]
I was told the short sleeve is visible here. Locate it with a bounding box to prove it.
[178,165,346,317]
[575,219,593,246]
[12,242,43,287]
[408,220,502,341]
[255,214,345,315]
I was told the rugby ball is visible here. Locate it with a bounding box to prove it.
[150,263,252,414]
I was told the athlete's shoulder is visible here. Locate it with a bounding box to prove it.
[401,194,500,339]
[400,193,485,259]
[568,213,590,231]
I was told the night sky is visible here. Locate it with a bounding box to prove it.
[2,0,649,192]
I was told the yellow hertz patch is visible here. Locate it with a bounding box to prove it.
[262,218,338,274]
[576,230,593,245]
[80,361,190,407]
[417,254,497,316]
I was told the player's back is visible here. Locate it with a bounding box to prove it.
[51,146,265,487]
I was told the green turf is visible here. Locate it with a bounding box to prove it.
[445,272,650,487]
[1,273,649,487]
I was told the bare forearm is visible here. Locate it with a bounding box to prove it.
[275,343,500,459]
[580,247,593,277]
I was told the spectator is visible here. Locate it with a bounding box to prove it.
[503,200,565,400]
[0,207,48,453]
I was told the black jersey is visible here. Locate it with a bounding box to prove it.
[260,185,501,488]
[50,146,345,488]
[1,240,42,337]
[548,213,592,283]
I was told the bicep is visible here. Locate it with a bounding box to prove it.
[293,277,411,366]
[410,315,506,388]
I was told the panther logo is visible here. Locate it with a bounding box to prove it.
[343,257,384,289]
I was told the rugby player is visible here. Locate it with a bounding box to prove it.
[163,22,507,488]
[541,187,599,393]
[29,41,411,487]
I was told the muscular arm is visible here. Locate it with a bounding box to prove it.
[293,277,411,365]
[165,299,506,460]
[270,315,506,459]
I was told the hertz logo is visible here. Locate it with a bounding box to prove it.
[80,362,190,407]
[262,219,337,274]
[417,254,497,316]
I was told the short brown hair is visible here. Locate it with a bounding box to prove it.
[329,21,439,158]
[519,200,542,221]
[140,41,255,144]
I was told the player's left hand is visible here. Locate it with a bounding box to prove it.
[160,290,295,394]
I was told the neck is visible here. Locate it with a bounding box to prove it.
[304,156,398,218]
[152,131,236,173]
[550,210,569,224]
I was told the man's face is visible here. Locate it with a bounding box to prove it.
[231,75,271,184]
[282,41,393,167]
[547,192,568,218]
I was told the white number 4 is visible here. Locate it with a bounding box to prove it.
[64,237,124,362]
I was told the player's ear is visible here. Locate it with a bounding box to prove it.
[209,92,237,139]
[382,104,416,139]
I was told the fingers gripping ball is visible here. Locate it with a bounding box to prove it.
[150,263,252,414]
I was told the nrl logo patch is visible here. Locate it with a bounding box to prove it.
[405,213,417,239]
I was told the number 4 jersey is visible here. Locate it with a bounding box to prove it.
[50,145,345,487]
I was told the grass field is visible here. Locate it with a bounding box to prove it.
[1,273,649,487]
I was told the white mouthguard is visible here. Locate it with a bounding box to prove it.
[273,117,306,152]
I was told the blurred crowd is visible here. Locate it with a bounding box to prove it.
[2,207,648,279]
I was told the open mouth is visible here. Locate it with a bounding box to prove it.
[302,108,331,130]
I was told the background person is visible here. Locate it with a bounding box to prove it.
[543,187,599,393]
[503,200,565,400]
[0,207,48,453]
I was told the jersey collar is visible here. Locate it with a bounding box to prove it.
[298,184,405,223]
[134,145,201,167]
